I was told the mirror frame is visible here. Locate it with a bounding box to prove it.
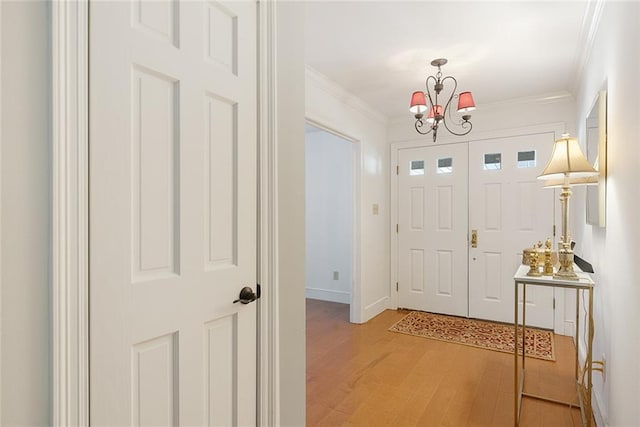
[585,90,607,227]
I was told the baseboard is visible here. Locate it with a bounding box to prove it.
[305,287,350,304]
[562,320,575,337]
[592,389,607,426]
[578,342,607,427]
[362,295,389,323]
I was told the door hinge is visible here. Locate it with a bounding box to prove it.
[553,297,555,310]
[396,282,399,292]
[396,224,399,233]
[256,284,261,299]
[553,225,556,237]
[396,165,399,175]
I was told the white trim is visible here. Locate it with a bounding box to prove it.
[571,0,607,95]
[257,0,280,425]
[592,388,608,427]
[389,143,399,310]
[51,1,90,426]
[390,121,568,147]
[364,296,390,321]
[351,140,362,323]
[305,289,351,305]
[0,1,3,420]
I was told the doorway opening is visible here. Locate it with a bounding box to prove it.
[304,121,361,323]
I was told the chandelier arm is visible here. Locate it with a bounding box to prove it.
[424,75,438,108]
[438,75,473,136]
[442,119,473,137]
[415,119,433,135]
[440,75,458,121]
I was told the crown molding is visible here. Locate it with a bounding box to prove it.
[571,0,607,94]
[305,66,388,124]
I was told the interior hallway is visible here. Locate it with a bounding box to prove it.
[306,299,585,426]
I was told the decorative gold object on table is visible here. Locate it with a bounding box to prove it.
[522,247,536,266]
[522,241,558,270]
[526,244,541,276]
[543,238,554,275]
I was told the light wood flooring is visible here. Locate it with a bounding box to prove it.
[307,299,586,427]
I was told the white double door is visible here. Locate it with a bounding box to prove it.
[90,1,258,425]
[398,134,556,328]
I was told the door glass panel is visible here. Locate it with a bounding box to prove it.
[410,160,425,175]
[517,150,536,168]
[437,157,453,174]
[483,153,501,170]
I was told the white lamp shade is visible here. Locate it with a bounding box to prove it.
[543,175,598,188]
[537,135,598,181]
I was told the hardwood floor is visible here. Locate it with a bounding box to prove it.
[306,299,585,427]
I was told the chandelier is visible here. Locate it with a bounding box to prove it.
[409,58,476,142]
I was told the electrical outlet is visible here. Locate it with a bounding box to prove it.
[333,271,339,280]
[593,354,606,382]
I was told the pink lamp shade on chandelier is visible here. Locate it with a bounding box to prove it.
[457,91,476,113]
[409,91,427,114]
[426,104,443,123]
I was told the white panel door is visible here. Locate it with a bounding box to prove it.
[398,144,468,316]
[468,133,555,328]
[89,1,257,425]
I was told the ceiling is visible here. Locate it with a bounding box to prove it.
[304,1,594,119]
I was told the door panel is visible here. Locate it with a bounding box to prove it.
[468,133,555,328]
[89,1,257,425]
[398,144,468,316]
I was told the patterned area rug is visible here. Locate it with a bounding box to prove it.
[389,311,555,361]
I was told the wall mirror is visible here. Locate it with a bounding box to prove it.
[585,90,607,227]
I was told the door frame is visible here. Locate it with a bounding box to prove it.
[304,118,363,323]
[51,1,280,425]
[390,122,571,334]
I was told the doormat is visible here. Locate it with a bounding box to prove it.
[389,311,555,361]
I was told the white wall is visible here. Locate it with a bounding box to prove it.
[1,1,51,425]
[305,127,352,304]
[276,2,306,426]
[571,2,640,425]
[306,67,390,322]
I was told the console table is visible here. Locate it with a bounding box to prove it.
[513,265,594,426]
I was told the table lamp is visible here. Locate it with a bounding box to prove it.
[537,134,598,279]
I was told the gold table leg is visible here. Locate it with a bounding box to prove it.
[514,281,519,427]
[522,284,527,371]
